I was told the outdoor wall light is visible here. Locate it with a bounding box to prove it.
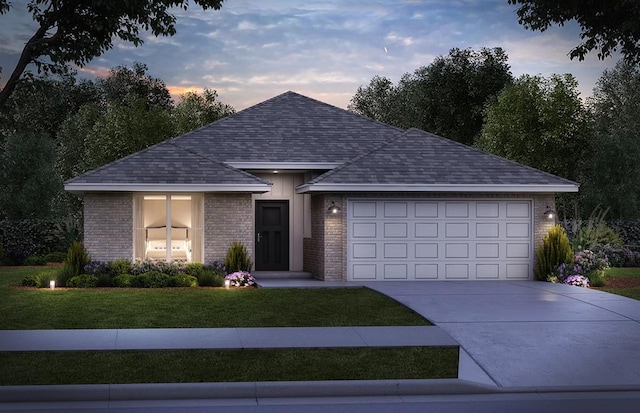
[328,201,341,214]
[224,279,231,289]
[49,280,55,290]
[544,206,556,220]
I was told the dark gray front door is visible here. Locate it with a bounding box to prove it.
[255,200,289,271]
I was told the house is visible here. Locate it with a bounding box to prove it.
[65,91,579,281]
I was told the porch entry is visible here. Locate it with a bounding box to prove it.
[255,200,289,271]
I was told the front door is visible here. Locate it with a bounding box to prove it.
[255,200,289,271]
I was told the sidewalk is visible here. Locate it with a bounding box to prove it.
[0,326,457,351]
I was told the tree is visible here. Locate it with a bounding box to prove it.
[509,0,640,64]
[98,62,172,109]
[580,61,640,219]
[173,89,235,135]
[0,0,224,108]
[349,48,512,145]
[0,131,61,220]
[477,74,591,183]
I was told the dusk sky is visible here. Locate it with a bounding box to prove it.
[0,0,621,110]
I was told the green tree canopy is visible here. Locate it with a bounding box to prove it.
[0,131,61,220]
[349,47,513,145]
[580,61,640,219]
[509,0,640,63]
[0,0,224,108]
[477,73,591,183]
[98,62,173,109]
[173,88,235,135]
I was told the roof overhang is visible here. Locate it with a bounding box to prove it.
[64,183,272,194]
[296,183,580,194]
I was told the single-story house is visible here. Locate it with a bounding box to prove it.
[65,91,579,281]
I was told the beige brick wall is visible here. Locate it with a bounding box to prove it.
[84,193,133,261]
[204,193,253,265]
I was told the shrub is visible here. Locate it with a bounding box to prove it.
[96,273,114,287]
[132,271,171,288]
[108,259,132,276]
[197,269,224,287]
[535,225,573,281]
[83,260,110,276]
[43,251,67,263]
[0,219,66,265]
[588,271,607,287]
[67,275,99,288]
[170,274,198,287]
[113,274,134,288]
[130,259,186,276]
[184,262,206,278]
[65,241,89,278]
[566,207,622,252]
[56,264,76,287]
[224,241,252,273]
[21,273,41,287]
[24,255,46,266]
[225,271,256,287]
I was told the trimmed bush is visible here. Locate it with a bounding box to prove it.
[24,256,46,266]
[184,262,206,278]
[170,274,198,288]
[96,273,114,287]
[224,241,252,273]
[534,225,573,281]
[588,271,607,287]
[113,274,134,288]
[67,275,99,288]
[132,271,171,288]
[83,261,109,276]
[197,269,225,287]
[108,259,132,276]
[44,252,67,263]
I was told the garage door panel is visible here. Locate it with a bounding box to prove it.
[446,264,469,279]
[415,264,439,279]
[348,200,532,281]
[445,223,469,238]
[384,264,408,279]
[476,264,500,279]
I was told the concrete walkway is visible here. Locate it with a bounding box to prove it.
[0,326,457,351]
[360,280,640,388]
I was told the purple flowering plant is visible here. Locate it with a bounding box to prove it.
[225,271,256,287]
[563,275,590,288]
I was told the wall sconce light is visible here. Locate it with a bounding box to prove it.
[328,201,341,214]
[224,279,231,289]
[544,206,556,220]
[49,280,56,290]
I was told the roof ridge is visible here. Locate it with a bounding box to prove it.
[403,128,579,186]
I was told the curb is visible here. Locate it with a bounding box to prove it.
[4,380,640,403]
[0,380,495,403]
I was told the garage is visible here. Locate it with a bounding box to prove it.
[347,199,532,281]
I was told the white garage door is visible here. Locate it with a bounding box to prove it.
[347,200,532,281]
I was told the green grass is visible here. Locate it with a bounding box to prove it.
[602,267,640,300]
[0,347,459,385]
[0,267,432,329]
[605,267,640,278]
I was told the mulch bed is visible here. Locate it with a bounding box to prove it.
[600,277,640,289]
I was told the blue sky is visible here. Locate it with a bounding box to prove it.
[0,0,619,110]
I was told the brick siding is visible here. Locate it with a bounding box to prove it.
[204,193,253,265]
[84,193,133,261]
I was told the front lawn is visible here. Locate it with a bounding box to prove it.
[0,267,431,329]
[601,267,640,300]
[0,266,457,385]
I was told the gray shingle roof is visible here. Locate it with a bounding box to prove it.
[65,91,579,193]
[171,91,404,163]
[302,128,578,189]
[65,141,269,187]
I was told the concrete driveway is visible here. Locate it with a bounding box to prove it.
[364,281,640,388]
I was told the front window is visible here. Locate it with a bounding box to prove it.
[133,194,203,262]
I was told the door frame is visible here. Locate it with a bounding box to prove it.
[255,200,290,271]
